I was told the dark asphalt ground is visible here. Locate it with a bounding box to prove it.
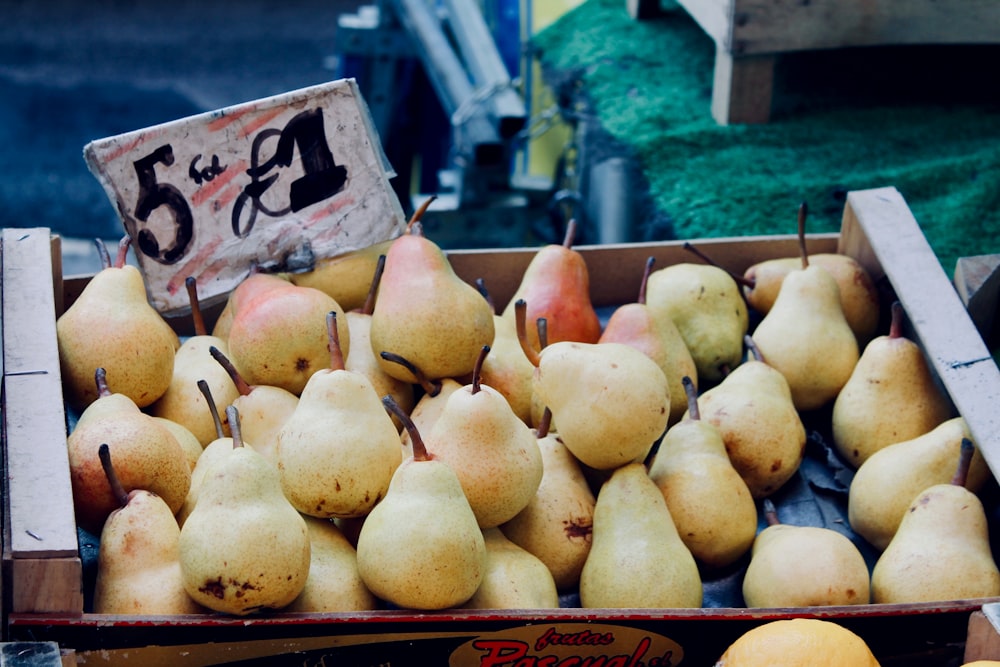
[1,0,364,261]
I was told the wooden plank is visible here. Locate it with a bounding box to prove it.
[673,0,733,45]
[965,604,1000,662]
[838,187,1000,481]
[954,254,1000,347]
[8,558,82,615]
[710,49,775,125]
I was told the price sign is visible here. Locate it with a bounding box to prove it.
[84,78,406,314]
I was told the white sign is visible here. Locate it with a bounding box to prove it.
[84,78,406,314]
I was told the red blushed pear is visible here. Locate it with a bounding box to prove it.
[501,219,602,352]
[370,196,495,384]
[599,256,698,426]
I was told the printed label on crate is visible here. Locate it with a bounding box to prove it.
[83,78,406,314]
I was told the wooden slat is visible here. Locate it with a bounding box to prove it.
[1,228,80,616]
[839,187,1000,481]
[965,604,1000,662]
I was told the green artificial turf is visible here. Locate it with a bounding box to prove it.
[531,0,1000,276]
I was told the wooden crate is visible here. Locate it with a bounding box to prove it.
[652,0,1000,124]
[4,186,1000,665]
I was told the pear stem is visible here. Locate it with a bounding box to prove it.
[384,395,429,461]
[185,276,208,337]
[379,351,442,396]
[197,379,225,440]
[682,242,755,289]
[744,334,767,365]
[471,345,490,395]
[952,438,975,488]
[226,405,245,449]
[406,195,437,235]
[326,311,345,371]
[514,299,541,367]
[682,376,699,421]
[94,238,112,270]
[115,236,132,269]
[537,317,549,349]
[93,367,112,399]
[762,498,781,526]
[474,278,497,314]
[562,219,578,249]
[637,256,655,305]
[99,443,130,510]
[209,345,254,396]
[796,201,810,270]
[535,407,553,439]
[360,255,386,316]
[889,301,904,340]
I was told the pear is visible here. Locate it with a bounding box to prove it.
[750,212,859,411]
[742,499,871,608]
[425,345,543,528]
[284,515,379,613]
[343,254,415,431]
[501,409,595,591]
[460,527,560,610]
[149,276,241,447]
[527,336,670,471]
[370,197,495,383]
[355,397,486,610]
[153,416,203,472]
[694,337,806,498]
[832,301,953,467]
[398,376,464,460]
[277,311,402,519]
[871,439,1000,604]
[93,444,205,615]
[290,239,395,312]
[57,236,179,411]
[645,260,749,383]
[210,344,299,466]
[742,203,881,345]
[599,256,697,426]
[648,377,757,569]
[211,271,292,340]
[500,219,602,351]
[848,416,991,551]
[178,406,311,615]
[67,368,191,534]
[578,462,702,608]
[226,272,350,396]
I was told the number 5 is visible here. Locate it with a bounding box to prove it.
[132,144,194,264]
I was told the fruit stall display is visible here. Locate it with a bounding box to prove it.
[3,186,1000,666]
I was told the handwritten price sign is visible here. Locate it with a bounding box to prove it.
[84,78,406,314]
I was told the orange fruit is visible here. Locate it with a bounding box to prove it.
[715,618,880,666]
[962,662,1000,666]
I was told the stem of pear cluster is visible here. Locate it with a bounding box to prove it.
[226,405,245,448]
[383,395,428,461]
[682,376,699,421]
[210,346,254,396]
[93,367,112,398]
[197,379,225,440]
[889,301,903,340]
[744,334,766,365]
[796,201,810,270]
[562,219,578,249]
[682,242,755,290]
[115,235,132,269]
[185,276,208,336]
[474,278,497,314]
[405,195,437,235]
[952,438,975,488]
[99,443,130,509]
[535,407,553,439]
[326,311,345,371]
[514,299,541,367]
[471,345,490,395]
[637,256,655,305]
[762,498,781,526]
[361,255,386,316]
[379,351,441,396]
[93,238,111,270]
[536,317,549,349]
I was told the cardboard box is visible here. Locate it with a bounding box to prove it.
[4,186,1000,666]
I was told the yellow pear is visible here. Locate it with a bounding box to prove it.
[57,236,179,411]
[715,618,881,667]
[832,301,953,467]
[599,256,697,426]
[500,409,595,592]
[178,406,311,615]
[277,312,402,519]
[579,462,702,608]
[849,417,991,551]
[871,439,1000,603]
[644,260,748,383]
[370,198,494,383]
[284,516,379,613]
[649,377,757,569]
[398,376,464,460]
[93,444,205,615]
[694,337,806,498]
[425,346,543,528]
[67,368,191,535]
[355,397,486,610]
[742,499,871,608]
[460,527,560,610]
[153,416,203,472]
[289,239,395,312]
